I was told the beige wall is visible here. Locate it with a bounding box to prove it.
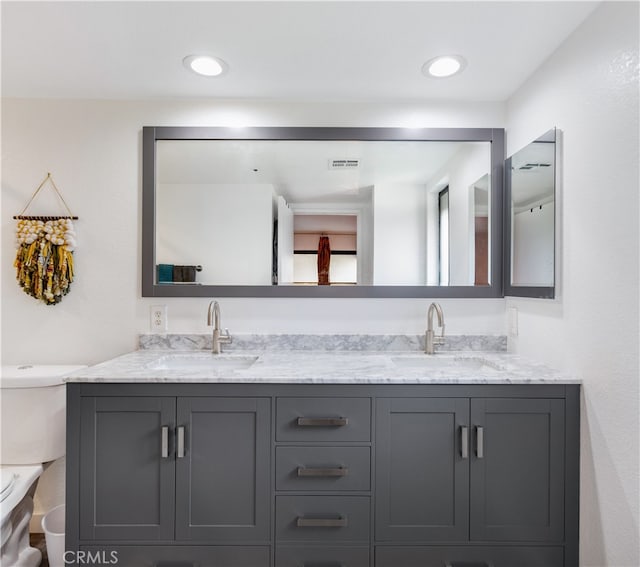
[1,98,506,366]
[506,3,639,565]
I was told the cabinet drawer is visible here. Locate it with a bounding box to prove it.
[276,495,370,542]
[276,446,371,491]
[276,545,370,567]
[276,398,371,442]
[78,545,270,567]
[375,546,564,567]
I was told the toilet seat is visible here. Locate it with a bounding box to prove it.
[0,470,16,502]
[0,465,42,517]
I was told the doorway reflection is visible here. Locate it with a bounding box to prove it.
[292,215,357,285]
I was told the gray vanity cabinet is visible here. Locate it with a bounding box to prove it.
[274,396,373,567]
[74,392,270,551]
[375,398,470,542]
[175,397,271,542]
[68,382,579,567]
[78,396,176,541]
[469,398,566,542]
[375,395,571,567]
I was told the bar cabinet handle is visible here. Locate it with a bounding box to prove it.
[476,426,484,459]
[297,466,349,477]
[161,426,169,458]
[177,426,185,458]
[460,426,469,459]
[297,417,348,427]
[296,516,348,528]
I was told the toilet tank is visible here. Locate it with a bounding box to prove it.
[1,365,86,465]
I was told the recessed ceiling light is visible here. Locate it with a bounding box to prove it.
[422,55,466,78]
[183,55,227,77]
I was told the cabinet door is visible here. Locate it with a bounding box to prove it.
[375,398,469,542]
[376,545,564,567]
[276,545,370,567]
[175,397,271,542]
[470,398,565,542]
[79,396,176,541]
[80,545,271,567]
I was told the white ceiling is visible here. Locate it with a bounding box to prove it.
[511,133,556,209]
[156,139,472,202]
[1,1,600,101]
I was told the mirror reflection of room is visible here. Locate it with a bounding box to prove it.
[509,129,556,287]
[155,139,492,287]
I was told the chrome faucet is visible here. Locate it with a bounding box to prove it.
[425,302,445,355]
[207,300,232,354]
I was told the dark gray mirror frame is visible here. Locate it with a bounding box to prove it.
[142,126,505,298]
[503,128,557,299]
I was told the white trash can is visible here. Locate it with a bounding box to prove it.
[42,504,65,567]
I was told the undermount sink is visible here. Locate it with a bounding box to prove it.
[148,354,259,371]
[390,355,501,372]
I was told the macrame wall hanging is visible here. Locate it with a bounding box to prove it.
[13,173,78,305]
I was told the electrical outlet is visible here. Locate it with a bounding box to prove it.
[150,305,168,332]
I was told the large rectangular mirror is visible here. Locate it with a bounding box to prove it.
[142,127,504,298]
[504,128,558,298]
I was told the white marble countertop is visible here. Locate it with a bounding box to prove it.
[65,349,580,385]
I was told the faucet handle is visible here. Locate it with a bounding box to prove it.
[222,328,233,344]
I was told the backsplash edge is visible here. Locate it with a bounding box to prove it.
[138,334,507,352]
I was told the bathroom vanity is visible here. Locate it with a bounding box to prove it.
[65,346,579,567]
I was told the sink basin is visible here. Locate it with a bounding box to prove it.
[148,354,259,371]
[390,355,500,372]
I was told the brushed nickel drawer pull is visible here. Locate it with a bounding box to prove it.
[296,516,348,528]
[161,426,169,459]
[297,466,349,477]
[460,425,469,459]
[297,417,348,427]
[177,426,185,458]
[476,425,484,459]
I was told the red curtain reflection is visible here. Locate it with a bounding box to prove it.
[317,235,331,285]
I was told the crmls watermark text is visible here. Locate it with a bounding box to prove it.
[62,551,119,565]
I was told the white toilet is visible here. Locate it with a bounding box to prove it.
[1,365,85,567]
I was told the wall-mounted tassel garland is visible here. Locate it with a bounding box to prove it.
[12,173,78,305]
[14,218,76,304]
